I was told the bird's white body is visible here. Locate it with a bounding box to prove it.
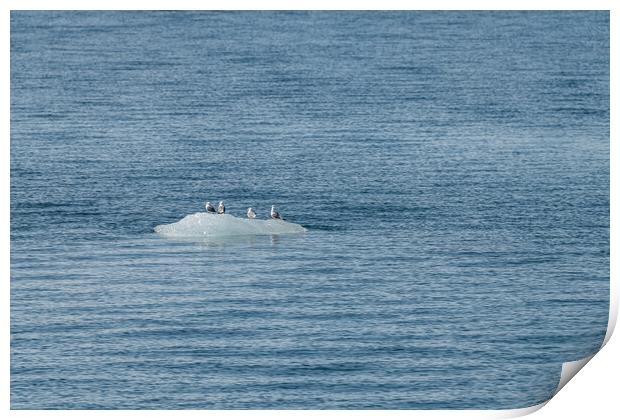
[247,207,256,219]
[217,201,225,214]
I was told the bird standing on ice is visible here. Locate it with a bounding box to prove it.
[270,205,282,220]
[217,201,225,214]
[205,201,216,213]
[247,207,256,219]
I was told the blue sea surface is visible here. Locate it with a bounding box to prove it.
[10,11,609,409]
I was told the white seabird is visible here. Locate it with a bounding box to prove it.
[247,207,256,219]
[205,201,216,213]
[217,201,225,214]
[270,205,282,220]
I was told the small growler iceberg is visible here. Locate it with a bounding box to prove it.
[154,213,306,238]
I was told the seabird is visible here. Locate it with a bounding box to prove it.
[247,207,256,219]
[270,205,282,220]
[205,201,216,213]
[217,201,225,214]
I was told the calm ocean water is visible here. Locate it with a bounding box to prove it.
[11,11,609,409]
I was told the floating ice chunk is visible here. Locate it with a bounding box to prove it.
[154,212,306,238]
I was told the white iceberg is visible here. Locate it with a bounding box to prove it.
[154,213,306,238]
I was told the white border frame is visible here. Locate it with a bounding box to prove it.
[3,1,616,419]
